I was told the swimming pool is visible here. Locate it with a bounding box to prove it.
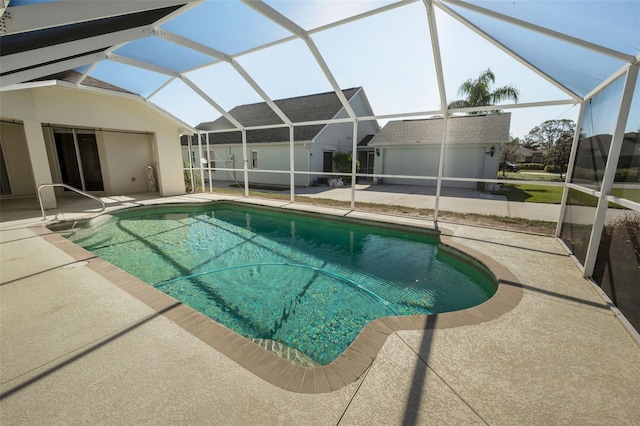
[61,202,496,365]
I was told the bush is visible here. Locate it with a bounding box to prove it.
[614,168,640,182]
[333,152,359,182]
[519,163,546,171]
[572,167,639,182]
[544,165,562,173]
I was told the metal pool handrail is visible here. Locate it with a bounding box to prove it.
[37,183,106,220]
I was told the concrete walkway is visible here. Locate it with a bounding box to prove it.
[1,193,639,425]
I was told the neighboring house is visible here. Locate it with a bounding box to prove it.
[530,150,545,163]
[517,146,534,163]
[182,88,379,187]
[367,113,511,188]
[518,146,545,163]
[0,71,186,209]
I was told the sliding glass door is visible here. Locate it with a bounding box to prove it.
[53,129,104,191]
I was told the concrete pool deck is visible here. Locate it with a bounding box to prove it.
[1,193,639,425]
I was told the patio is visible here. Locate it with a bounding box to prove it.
[1,194,639,425]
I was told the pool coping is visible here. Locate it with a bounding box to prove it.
[30,203,523,394]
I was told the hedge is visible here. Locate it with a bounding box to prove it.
[518,163,546,171]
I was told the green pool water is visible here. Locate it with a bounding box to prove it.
[64,203,496,365]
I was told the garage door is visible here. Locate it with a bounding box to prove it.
[382,147,439,185]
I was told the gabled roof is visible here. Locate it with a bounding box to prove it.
[369,113,511,146]
[196,88,361,144]
[518,146,534,156]
[358,134,375,147]
[32,70,133,94]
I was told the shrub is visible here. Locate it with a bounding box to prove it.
[333,152,358,173]
[544,165,561,173]
[519,163,546,171]
[614,168,640,182]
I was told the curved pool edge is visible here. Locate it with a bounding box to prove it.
[36,203,523,395]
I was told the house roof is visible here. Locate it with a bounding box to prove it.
[195,88,361,144]
[369,113,511,146]
[518,146,534,156]
[32,70,133,94]
[358,134,375,147]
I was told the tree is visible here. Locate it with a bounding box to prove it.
[499,136,522,177]
[520,138,541,150]
[448,68,519,114]
[544,137,573,178]
[523,119,575,150]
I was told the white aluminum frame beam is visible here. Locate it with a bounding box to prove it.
[289,126,295,203]
[448,99,579,115]
[555,101,586,236]
[584,63,632,101]
[350,121,358,209]
[181,76,244,129]
[582,64,639,277]
[424,0,449,223]
[103,52,243,130]
[157,29,292,126]
[433,0,582,100]
[440,0,635,64]
[242,0,357,120]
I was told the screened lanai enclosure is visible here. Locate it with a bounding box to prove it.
[1,1,639,332]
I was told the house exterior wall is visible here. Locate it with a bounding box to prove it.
[183,143,310,187]
[309,90,380,180]
[184,89,380,187]
[443,145,496,186]
[97,131,155,194]
[377,146,440,185]
[0,86,185,197]
[0,122,35,196]
[375,143,500,188]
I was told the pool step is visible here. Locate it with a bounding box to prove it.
[251,338,320,367]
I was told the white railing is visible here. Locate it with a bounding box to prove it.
[37,183,106,220]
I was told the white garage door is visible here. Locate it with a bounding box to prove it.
[382,147,439,185]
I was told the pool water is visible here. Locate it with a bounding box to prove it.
[65,203,496,365]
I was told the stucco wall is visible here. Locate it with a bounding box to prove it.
[0,122,35,195]
[184,143,310,187]
[97,131,155,194]
[315,122,354,154]
[0,86,185,196]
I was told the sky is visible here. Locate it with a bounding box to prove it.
[65,0,639,139]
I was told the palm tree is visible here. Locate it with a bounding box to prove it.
[448,68,519,114]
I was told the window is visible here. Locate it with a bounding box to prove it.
[251,150,258,169]
[323,151,333,172]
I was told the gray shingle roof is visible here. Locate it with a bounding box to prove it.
[33,70,133,94]
[196,88,361,144]
[369,113,511,146]
[358,134,375,147]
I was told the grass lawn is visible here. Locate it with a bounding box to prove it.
[499,171,565,182]
[494,183,640,206]
[492,183,564,204]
